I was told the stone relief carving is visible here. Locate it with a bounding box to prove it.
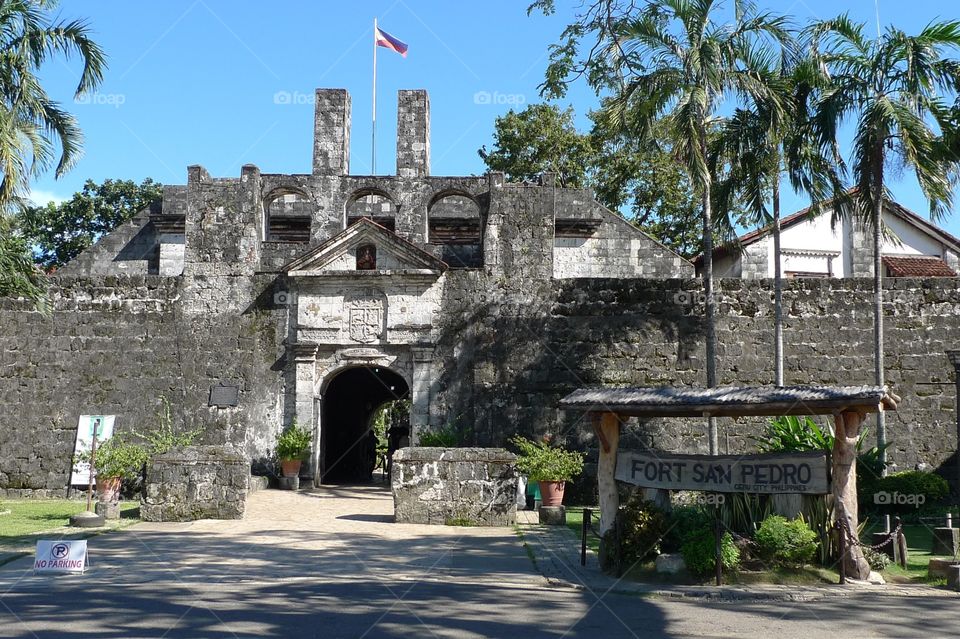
[346,291,386,343]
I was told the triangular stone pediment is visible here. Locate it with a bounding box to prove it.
[283,218,447,276]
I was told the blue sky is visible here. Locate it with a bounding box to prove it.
[30,0,960,238]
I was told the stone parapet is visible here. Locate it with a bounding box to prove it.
[141,445,249,522]
[391,447,518,526]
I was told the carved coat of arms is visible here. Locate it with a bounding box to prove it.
[347,296,384,343]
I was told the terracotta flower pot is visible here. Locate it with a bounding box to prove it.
[97,476,122,502]
[281,459,302,478]
[538,480,566,507]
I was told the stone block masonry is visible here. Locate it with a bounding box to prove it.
[141,445,249,521]
[392,447,518,526]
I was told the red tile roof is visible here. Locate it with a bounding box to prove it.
[882,256,957,277]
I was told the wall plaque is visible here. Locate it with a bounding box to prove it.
[209,384,240,408]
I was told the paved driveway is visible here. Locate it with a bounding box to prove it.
[1,486,959,638]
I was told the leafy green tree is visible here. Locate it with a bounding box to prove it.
[534,0,792,453]
[808,15,960,466]
[0,213,46,310]
[19,178,162,270]
[479,102,705,257]
[478,103,594,187]
[0,0,106,305]
[592,112,705,257]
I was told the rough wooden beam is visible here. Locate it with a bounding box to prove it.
[596,412,620,537]
[832,409,871,580]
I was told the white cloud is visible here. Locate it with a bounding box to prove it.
[27,189,69,206]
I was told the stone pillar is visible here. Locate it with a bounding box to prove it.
[313,89,351,175]
[396,90,430,178]
[291,342,318,476]
[410,345,434,444]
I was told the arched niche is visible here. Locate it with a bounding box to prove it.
[346,188,397,231]
[427,191,483,268]
[264,187,312,242]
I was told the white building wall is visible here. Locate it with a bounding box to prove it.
[722,204,958,278]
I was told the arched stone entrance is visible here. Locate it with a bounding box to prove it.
[320,366,409,484]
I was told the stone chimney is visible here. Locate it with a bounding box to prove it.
[396,90,430,178]
[312,89,351,175]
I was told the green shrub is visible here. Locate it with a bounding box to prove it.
[78,436,148,480]
[681,529,740,576]
[276,420,312,461]
[419,425,459,447]
[862,547,892,572]
[510,436,584,482]
[754,515,819,565]
[611,497,670,566]
[662,505,712,552]
[134,396,202,455]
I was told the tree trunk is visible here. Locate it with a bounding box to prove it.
[832,410,871,580]
[700,126,718,455]
[596,412,621,537]
[773,176,783,387]
[872,158,887,468]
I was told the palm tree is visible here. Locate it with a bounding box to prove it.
[807,15,960,579]
[712,51,843,386]
[600,0,790,452]
[809,15,960,468]
[0,0,106,305]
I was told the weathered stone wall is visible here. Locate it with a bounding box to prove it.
[453,277,960,479]
[391,447,518,525]
[141,445,249,521]
[0,273,285,491]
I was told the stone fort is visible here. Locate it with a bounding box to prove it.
[1,88,959,494]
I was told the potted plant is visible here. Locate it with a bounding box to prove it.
[78,436,148,502]
[276,421,312,478]
[511,436,584,507]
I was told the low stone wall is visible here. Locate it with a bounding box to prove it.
[392,447,518,526]
[141,445,249,522]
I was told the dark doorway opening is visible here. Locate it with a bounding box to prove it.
[321,366,409,484]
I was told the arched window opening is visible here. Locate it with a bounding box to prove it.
[428,193,482,268]
[265,190,312,242]
[347,190,396,231]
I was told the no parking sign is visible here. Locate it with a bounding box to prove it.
[34,540,88,574]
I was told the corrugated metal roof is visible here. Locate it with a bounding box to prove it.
[559,385,898,417]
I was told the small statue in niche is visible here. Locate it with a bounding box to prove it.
[356,243,376,270]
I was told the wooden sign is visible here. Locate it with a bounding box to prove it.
[615,450,830,494]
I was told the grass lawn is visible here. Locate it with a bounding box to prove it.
[864,522,948,584]
[0,499,140,564]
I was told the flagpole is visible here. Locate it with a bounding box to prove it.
[372,17,377,175]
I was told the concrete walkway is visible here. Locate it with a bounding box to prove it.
[3,487,960,638]
[0,484,541,588]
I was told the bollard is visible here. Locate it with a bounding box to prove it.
[581,508,590,566]
[837,521,846,585]
[714,506,722,586]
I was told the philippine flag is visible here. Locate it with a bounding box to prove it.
[375,26,408,57]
